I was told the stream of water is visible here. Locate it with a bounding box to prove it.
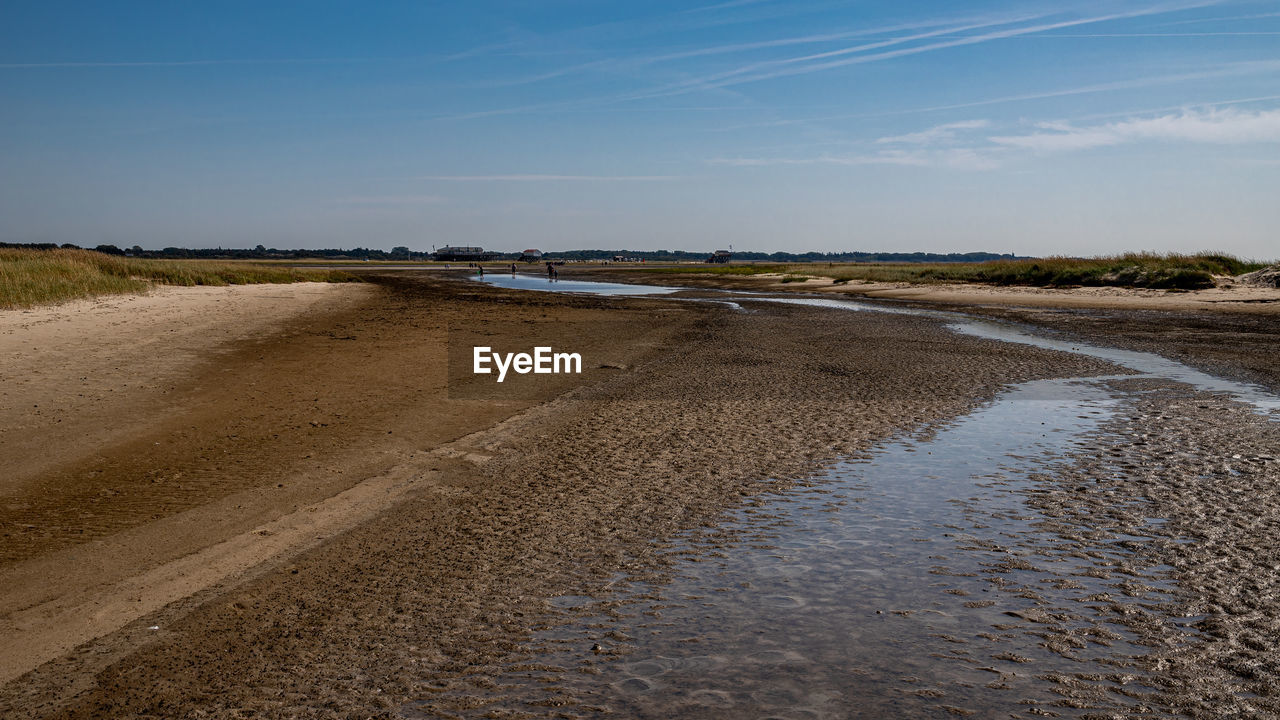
[431,275,1280,717]
[476,273,679,296]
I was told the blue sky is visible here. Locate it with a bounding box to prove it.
[1,1,1278,257]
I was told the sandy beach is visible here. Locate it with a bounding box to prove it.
[8,0,1279,715]
[2,270,1278,718]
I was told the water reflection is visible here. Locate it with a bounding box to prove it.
[474,274,679,296]
[411,378,1174,718]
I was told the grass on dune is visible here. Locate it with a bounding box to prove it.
[642,264,788,276]
[0,248,360,309]
[647,253,1269,290]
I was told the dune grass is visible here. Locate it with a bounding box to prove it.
[1,248,360,309]
[644,264,788,276]
[647,253,1268,290]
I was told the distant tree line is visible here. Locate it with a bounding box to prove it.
[1,242,1026,264]
[0,242,429,260]
[544,249,1026,263]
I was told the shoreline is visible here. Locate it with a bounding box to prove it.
[0,275,693,687]
[577,265,1280,392]
[576,265,1280,314]
[2,272,1277,717]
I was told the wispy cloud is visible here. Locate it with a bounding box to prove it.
[877,120,990,145]
[1069,94,1280,123]
[683,0,781,14]
[712,147,1000,170]
[899,60,1280,114]
[989,107,1280,152]
[0,57,378,69]
[630,1,1223,99]
[1157,10,1280,26]
[478,15,1009,90]
[411,174,677,182]
[338,195,451,205]
[1005,31,1280,37]
[627,11,1055,100]
[425,2,1244,123]
[713,105,1280,169]
[712,60,1280,132]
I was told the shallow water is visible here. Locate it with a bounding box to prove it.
[467,277,1280,414]
[422,275,1280,717]
[411,378,1175,718]
[948,318,1280,414]
[474,273,679,296]
[753,296,1280,415]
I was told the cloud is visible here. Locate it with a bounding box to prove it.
[712,106,1280,170]
[1158,10,1280,26]
[411,174,677,182]
[0,57,376,69]
[631,1,1223,99]
[711,147,1000,170]
[627,11,1055,100]
[709,60,1280,132]
[1013,31,1280,37]
[989,108,1280,152]
[683,0,780,13]
[431,3,1244,122]
[480,15,1020,91]
[1071,94,1280,124]
[338,195,451,205]
[638,14,994,64]
[710,118,1000,168]
[877,120,990,145]
[900,60,1280,115]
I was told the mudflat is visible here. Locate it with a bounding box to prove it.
[2,271,1277,718]
[0,274,685,686]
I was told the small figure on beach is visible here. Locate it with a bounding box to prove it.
[510,263,517,274]
[478,265,484,277]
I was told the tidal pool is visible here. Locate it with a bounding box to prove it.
[752,296,1280,415]
[411,376,1178,718]
[423,276,1280,717]
[474,273,679,296]
[468,277,1280,414]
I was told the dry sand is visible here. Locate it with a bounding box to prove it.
[0,274,685,689]
[1,283,375,494]
[1,270,1276,718]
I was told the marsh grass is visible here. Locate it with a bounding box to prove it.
[645,264,787,276]
[648,253,1267,290]
[1,248,359,309]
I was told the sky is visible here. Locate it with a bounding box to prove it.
[1,1,1278,257]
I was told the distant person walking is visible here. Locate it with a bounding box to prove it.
[478,265,484,277]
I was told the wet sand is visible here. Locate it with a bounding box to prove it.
[1,270,1276,718]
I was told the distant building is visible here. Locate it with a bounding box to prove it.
[706,250,732,264]
[433,246,496,261]
[519,248,543,262]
